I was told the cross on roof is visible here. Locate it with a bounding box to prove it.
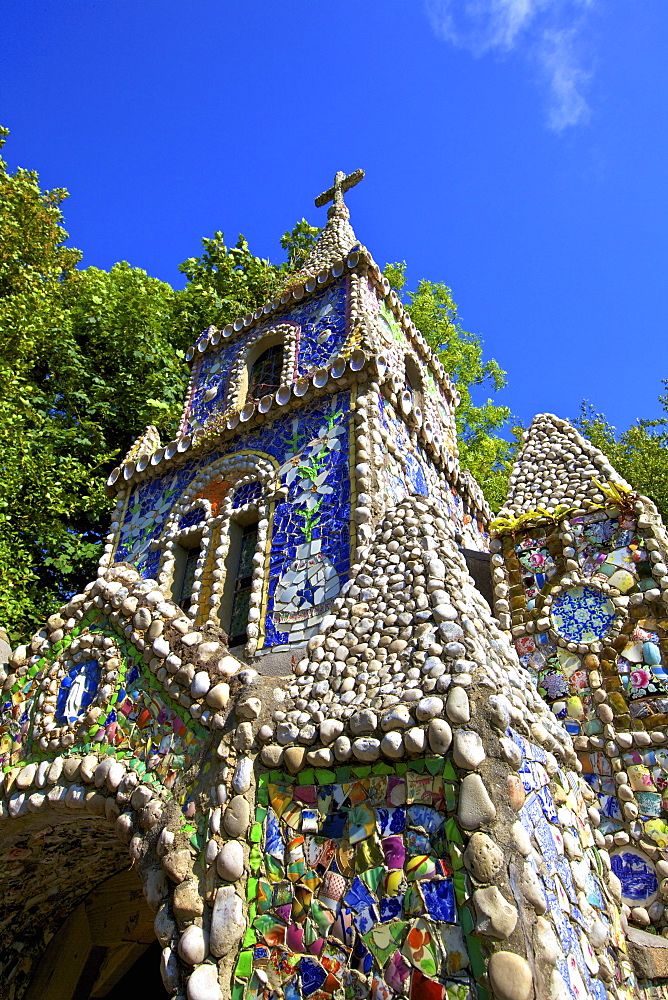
[315,169,365,209]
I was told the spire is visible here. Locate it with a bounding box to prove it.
[500,412,631,517]
[290,169,364,282]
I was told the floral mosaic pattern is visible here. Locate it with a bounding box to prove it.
[572,512,652,595]
[238,760,476,1000]
[550,586,616,644]
[582,747,668,846]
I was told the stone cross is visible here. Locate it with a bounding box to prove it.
[315,168,365,209]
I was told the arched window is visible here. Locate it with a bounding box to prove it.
[219,520,259,647]
[175,541,202,612]
[248,344,284,401]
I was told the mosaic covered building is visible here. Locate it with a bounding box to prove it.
[2,171,668,1000]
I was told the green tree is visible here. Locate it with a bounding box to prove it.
[576,390,668,524]
[384,262,514,510]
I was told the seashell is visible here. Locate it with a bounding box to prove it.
[185,347,194,361]
[317,269,329,284]
[349,349,365,371]
[347,251,359,267]
[177,435,191,453]
[400,390,412,415]
[210,329,221,346]
[332,261,344,277]
[136,454,149,472]
[107,467,121,486]
[223,324,233,338]
[330,358,346,379]
[240,402,255,422]
[150,448,165,466]
[276,385,291,406]
[233,318,244,332]
[123,461,136,480]
[164,442,178,460]
[197,338,207,353]
[292,284,304,300]
[258,393,273,413]
[293,378,310,397]
[374,354,388,380]
[227,412,240,430]
[312,368,329,388]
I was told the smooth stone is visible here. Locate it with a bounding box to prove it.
[506,774,526,810]
[446,686,470,724]
[16,763,37,789]
[333,735,352,760]
[154,903,177,947]
[350,709,377,735]
[178,924,209,965]
[520,863,547,914]
[216,839,245,881]
[261,745,284,767]
[191,671,211,698]
[511,821,532,857]
[380,705,412,731]
[320,718,344,744]
[284,746,306,773]
[232,757,253,793]
[206,682,230,709]
[463,832,504,882]
[223,795,250,837]
[499,737,523,769]
[458,774,496,830]
[380,731,404,759]
[352,737,380,761]
[415,696,444,722]
[487,951,533,1000]
[473,886,518,939]
[453,730,486,769]
[533,916,561,966]
[187,963,222,1000]
[161,946,180,993]
[427,718,452,754]
[404,727,426,753]
[306,747,334,766]
[210,886,245,957]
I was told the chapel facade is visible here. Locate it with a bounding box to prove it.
[1,172,668,1000]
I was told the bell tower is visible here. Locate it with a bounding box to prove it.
[102,172,491,668]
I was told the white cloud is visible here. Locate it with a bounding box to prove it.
[425,0,594,131]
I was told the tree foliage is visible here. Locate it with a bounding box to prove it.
[384,262,514,510]
[576,391,668,525]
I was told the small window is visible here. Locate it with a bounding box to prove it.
[405,354,424,409]
[219,519,261,646]
[178,545,201,610]
[248,344,283,401]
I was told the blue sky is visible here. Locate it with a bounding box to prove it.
[2,1,667,435]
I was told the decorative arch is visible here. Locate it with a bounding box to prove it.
[157,451,278,652]
[225,321,299,413]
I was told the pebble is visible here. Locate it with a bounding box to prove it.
[223,795,250,837]
[404,727,426,753]
[473,886,518,939]
[178,924,209,965]
[446,686,470,723]
[233,757,253,793]
[352,737,380,761]
[487,951,533,1000]
[187,962,222,1000]
[463,832,504,882]
[210,886,245,957]
[452,730,486,769]
[519,863,547,914]
[216,839,244,881]
[380,705,412,730]
[350,710,377,735]
[380,731,404,759]
[533,916,561,966]
[458,774,496,830]
[415,696,444,721]
[320,718,344,744]
[427,718,452,754]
